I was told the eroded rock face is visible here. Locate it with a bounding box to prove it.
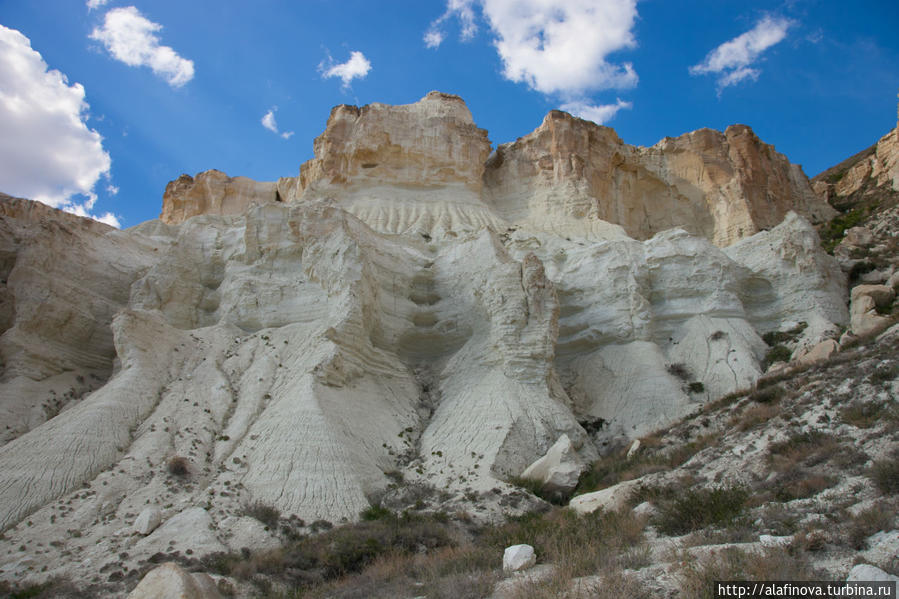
[160,93,834,248]
[483,112,834,246]
[160,169,294,224]
[0,93,852,594]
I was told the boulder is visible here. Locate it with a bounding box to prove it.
[797,339,839,365]
[503,544,536,572]
[520,434,585,494]
[844,226,875,248]
[127,562,222,599]
[846,564,899,594]
[133,507,162,536]
[851,284,895,309]
[569,480,639,515]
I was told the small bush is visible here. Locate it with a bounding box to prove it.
[677,546,821,598]
[767,431,839,471]
[732,403,779,431]
[245,501,281,528]
[688,382,705,394]
[770,472,836,502]
[869,459,899,494]
[845,503,895,550]
[840,401,898,428]
[642,484,749,536]
[749,385,782,404]
[869,364,899,384]
[166,456,189,477]
[764,345,792,368]
[667,363,691,381]
[360,504,393,521]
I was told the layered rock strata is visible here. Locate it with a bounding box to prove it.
[0,92,850,593]
[161,92,835,249]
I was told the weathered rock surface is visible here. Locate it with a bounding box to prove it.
[520,434,585,494]
[162,93,834,249]
[485,112,834,246]
[126,562,222,599]
[160,169,292,224]
[0,92,854,594]
[503,544,537,572]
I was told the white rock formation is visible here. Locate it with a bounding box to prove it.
[133,507,161,535]
[846,564,899,594]
[520,434,585,494]
[127,562,222,599]
[503,544,537,572]
[0,92,852,592]
[568,480,640,515]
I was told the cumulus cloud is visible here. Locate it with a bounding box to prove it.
[0,25,119,226]
[690,16,793,93]
[425,0,478,49]
[320,50,371,89]
[560,98,632,125]
[426,0,638,96]
[261,108,294,140]
[90,6,195,87]
[86,0,109,10]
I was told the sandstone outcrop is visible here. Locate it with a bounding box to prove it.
[162,92,834,249]
[160,170,293,224]
[485,113,833,246]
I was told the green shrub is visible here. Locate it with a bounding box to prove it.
[764,345,792,368]
[870,459,899,494]
[646,484,749,536]
[245,501,281,528]
[360,504,393,521]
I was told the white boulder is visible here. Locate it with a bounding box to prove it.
[520,434,585,494]
[127,562,222,599]
[133,507,162,536]
[503,544,537,572]
[569,480,639,516]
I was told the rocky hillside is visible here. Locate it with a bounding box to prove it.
[0,92,895,598]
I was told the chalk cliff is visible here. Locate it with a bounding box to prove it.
[0,93,851,593]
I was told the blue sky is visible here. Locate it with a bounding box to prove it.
[1,0,897,228]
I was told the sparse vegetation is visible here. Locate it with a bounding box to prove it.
[166,455,189,477]
[245,501,281,528]
[870,456,899,494]
[820,206,867,254]
[676,546,822,599]
[634,483,749,536]
[764,345,792,368]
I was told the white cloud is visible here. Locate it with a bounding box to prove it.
[261,108,294,140]
[690,16,793,93]
[427,0,638,96]
[86,0,109,10]
[90,6,195,88]
[560,98,632,125]
[425,0,478,49]
[320,51,371,89]
[0,25,119,226]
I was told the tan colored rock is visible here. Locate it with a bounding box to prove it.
[298,91,490,196]
[160,169,291,224]
[126,562,222,599]
[851,284,895,309]
[797,339,839,365]
[484,111,834,246]
[843,226,874,248]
